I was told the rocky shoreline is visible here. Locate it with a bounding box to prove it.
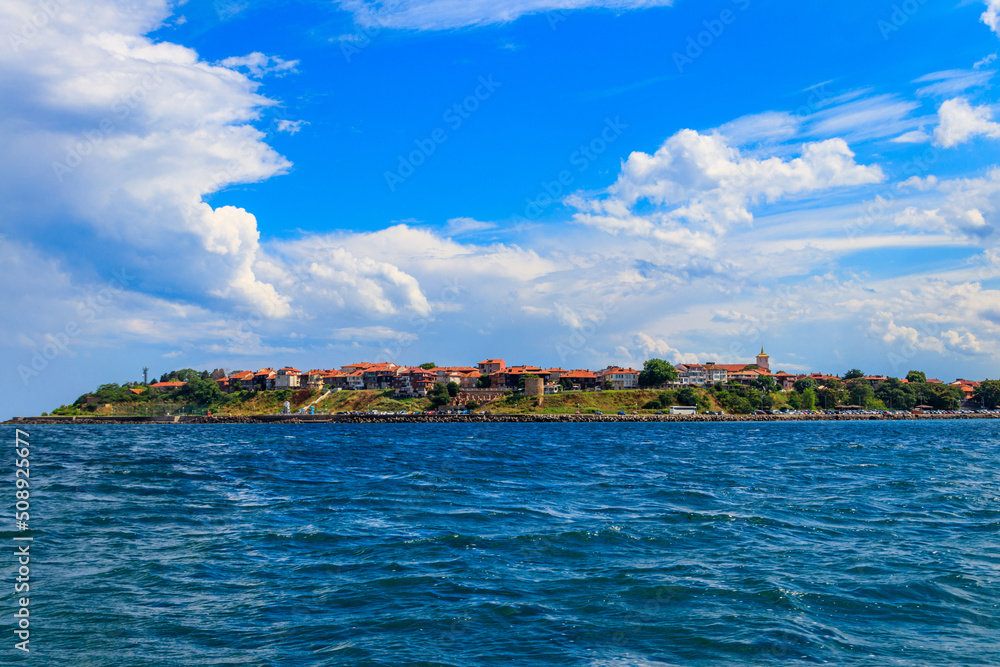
[4,413,1000,425]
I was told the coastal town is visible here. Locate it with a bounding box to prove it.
[131,347,995,412]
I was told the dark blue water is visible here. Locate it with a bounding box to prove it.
[5,421,1000,665]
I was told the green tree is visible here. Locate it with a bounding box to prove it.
[849,384,875,407]
[465,400,480,411]
[752,375,779,393]
[559,378,574,390]
[875,378,916,410]
[419,362,436,370]
[800,388,817,411]
[160,368,203,383]
[906,370,927,383]
[178,377,223,405]
[644,390,677,410]
[844,369,865,380]
[816,386,843,409]
[917,383,962,409]
[446,381,460,398]
[638,359,678,388]
[676,387,699,407]
[477,374,491,389]
[793,377,818,392]
[427,383,450,408]
[974,380,1000,408]
[729,396,755,414]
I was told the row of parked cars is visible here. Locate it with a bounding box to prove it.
[333,410,482,415]
[749,409,1000,416]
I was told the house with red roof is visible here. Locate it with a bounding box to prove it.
[477,359,506,374]
[150,381,186,391]
[560,369,599,391]
[393,368,438,397]
[252,368,276,391]
[596,367,639,390]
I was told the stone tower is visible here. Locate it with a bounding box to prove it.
[756,347,770,373]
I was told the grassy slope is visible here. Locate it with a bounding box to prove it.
[52,388,727,417]
[491,390,670,414]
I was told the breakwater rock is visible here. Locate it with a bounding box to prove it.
[4,413,999,425]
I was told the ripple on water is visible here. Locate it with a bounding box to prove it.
[13,420,1000,665]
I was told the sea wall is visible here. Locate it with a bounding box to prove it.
[4,413,999,425]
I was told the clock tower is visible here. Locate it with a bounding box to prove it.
[756,347,770,373]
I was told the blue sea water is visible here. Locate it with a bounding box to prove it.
[4,420,1000,665]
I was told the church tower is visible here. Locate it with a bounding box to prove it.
[756,347,770,373]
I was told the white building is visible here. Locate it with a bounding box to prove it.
[596,367,639,390]
[274,367,303,390]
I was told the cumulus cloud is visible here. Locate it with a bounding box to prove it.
[0,0,291,317]
[631,333,699,364]
[983,0,1000,36]
[569,129,883,251]
[933,97,1000,147]
[337,0,673,30]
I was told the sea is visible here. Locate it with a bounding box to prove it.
[5,420,1000,665]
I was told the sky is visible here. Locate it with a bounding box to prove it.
[3,0,1000,418]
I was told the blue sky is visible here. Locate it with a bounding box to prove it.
[4,0,1000,418]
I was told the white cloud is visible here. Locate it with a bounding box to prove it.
[983,0,1000,36]
[934,97,1000,147]
[569,129,883,250]
[892,130,931,143]
[913,69,994,97]
[631,333,699,364]
[800,94,926,143]
[942,330,983,355]
[337,0,673,30]
[0,0,292,318]
[217,53,299,78]
[445,217,497,235]
[276,119,307,134]
[716,111,799,146]
[975,53,997,70]
[328,326,419,342]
